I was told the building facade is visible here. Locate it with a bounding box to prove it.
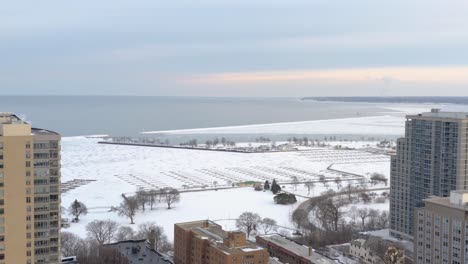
[174,220,269,264]
[0,113,61,264]
[415,191,468,264]
[390,109,468,240]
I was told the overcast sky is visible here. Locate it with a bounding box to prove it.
[2,0,468,97]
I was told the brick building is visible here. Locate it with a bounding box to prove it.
[174,220,269,264]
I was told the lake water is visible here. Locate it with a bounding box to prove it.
[0,96,400,136]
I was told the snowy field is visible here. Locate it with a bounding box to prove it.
[61,136,391,241]
[331,162,391,178]
[64,187,303,242]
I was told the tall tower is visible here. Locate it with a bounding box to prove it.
[0,113,61,264]
[390,109,468,240]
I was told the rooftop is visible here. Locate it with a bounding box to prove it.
[0,112,59,136]
[258,234,335,264]
[424,190,468,211]
[104,239,173,264]
[176,220,266,255]
[0,112,27,125]
[31,127,60,136]
[408,109,468,120]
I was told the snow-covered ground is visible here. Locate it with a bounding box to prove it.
[332,162,391,178]
[64,187,302,242]
[61,136,391,241]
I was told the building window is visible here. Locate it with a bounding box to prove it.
[26,161,30,168]
[26,142,30,149]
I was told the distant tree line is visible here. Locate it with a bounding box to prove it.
[179,137,236,148]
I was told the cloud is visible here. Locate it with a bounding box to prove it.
[180,66,468,85]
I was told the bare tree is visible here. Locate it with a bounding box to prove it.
[366,209,380,230]
[61,231,86,257]
[213,180,218,188]
[68,199,88,222]
[85,220,119,245]
[356,208,370,230]
[360,192,372,204]
[319,175,327,186]
[260,218,277,235]
[291,176,299,191]
[334,177,342,189]
[148,189,159,210]
[291,208,309,230]
[111,194,139,224]
[314,198,344,231]
[160,187,181,209]
[236,212,262,238]
[304,181,315,196]
[115,226,135,241]
[136,222,172,252]
[136,188,149,212]
[377,211,389,229]
[71,239,129,264]
[344,183,355,203]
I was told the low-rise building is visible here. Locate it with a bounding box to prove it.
[256,234,335,264]
[103,239,173,264]
[174,220,269,264]
[415,190,468,264]
[349,236,404,264]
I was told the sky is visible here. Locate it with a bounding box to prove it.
[2,0,468,97]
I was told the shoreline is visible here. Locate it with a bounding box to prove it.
[97,141,308,154]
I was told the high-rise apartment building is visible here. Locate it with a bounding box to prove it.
[415,190,468,264]
[0,113,61,264]
[390,109,468,240]
[174,220,269,264]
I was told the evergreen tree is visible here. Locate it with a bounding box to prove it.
[271,179,281,194]
[69,199,88,222]
[264,180,270,190]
